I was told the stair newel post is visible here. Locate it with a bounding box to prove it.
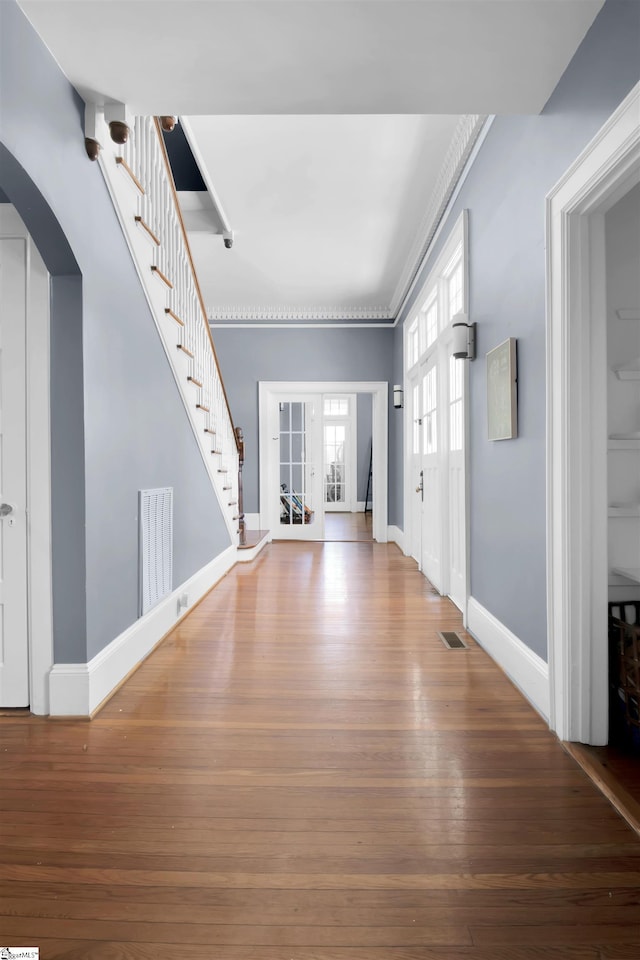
[235,426,246,546]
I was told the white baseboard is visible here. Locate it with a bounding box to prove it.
[387,525,405,552]
[49,545,236,717]
[467,596,549,722]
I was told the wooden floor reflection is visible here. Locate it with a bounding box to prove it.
[1,539,639,958]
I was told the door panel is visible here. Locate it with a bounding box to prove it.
[274,397,324,540]
[0,238,29,706]
[421,358,441,591]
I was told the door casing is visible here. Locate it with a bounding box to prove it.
[546,81,640,745]
[0,205,53,715]
[259,381,388,542]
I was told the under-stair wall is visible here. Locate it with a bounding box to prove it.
[0,0,240,714]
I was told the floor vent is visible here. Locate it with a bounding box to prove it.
[438,631,468,649]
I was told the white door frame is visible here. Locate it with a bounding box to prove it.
[546,81,640,744]
[259,381,388,543]
[0,205,53,716]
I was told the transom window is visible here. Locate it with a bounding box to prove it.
[324,397,349,417]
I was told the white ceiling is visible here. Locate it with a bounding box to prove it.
[19,0,604,321]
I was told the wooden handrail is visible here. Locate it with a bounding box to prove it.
[153,118,240,454]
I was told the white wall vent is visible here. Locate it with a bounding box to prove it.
[139,487,173,616]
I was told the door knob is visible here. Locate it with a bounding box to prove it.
[0,503,15,518]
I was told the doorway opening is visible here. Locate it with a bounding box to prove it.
[259,381,388,544]
[547,82,640,749]
[0,205,53,715]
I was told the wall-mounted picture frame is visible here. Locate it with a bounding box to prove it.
[487,337,517,440]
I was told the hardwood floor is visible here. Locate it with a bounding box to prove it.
[2,540,640,958]
[322,511,374,541]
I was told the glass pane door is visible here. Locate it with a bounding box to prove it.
[275,399,323,539]
[324,423,346,507]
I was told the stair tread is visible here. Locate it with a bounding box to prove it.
[238,529,270,550]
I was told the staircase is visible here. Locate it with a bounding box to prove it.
[95,114,242,543]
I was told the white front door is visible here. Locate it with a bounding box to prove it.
[409,377,423,565]
[271,395,324,540]
[0,237,29,706]
[420,355,442,591]
[446,351,467,611]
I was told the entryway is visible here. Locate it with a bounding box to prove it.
[0,204,52,713]
[258,380,388,544]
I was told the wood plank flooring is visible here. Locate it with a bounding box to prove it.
[1,540,640,959]
[321,511,374,541]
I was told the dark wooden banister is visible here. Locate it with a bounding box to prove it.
[153,117,241,455]
[235,426,246,546]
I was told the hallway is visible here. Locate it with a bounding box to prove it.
[1,540,640,957]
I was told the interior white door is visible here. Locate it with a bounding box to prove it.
[421,356,442,591]
[447,352,466,611]
[409,376,423,565]
[0,237,30,706]
[272,395,324,540]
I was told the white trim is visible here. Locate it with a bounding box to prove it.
[206,116,488,326]
[393,117,494,326]
[209,116,495,330]
[546,81,640,744]
[387,525,405,552]
[244,512,261,529]
[467,597,550,722]
[210,306,391,322]
[26,235,53,715]
[259,381,388,544]
[0,206,54,716]
[49,546,236,716]
[389,115,486,317]
[211,321,395,329]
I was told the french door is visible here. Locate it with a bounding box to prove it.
[269,394,324,540]
[405,213,468,614]
[420,354,442,590]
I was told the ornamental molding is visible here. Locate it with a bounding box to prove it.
[389,113,486,317]
[208,305,392,323]
[206,114,487,325]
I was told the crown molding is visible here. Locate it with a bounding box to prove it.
[208,305,391,323]
[388,114,486,317]
[206,114,486,326]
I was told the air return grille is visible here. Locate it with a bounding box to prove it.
[438,631,468,649]
[139,487,173,616]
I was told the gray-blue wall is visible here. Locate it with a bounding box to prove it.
[212,327,394,512]
[394,0,640,660]
[0,0,231,662]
